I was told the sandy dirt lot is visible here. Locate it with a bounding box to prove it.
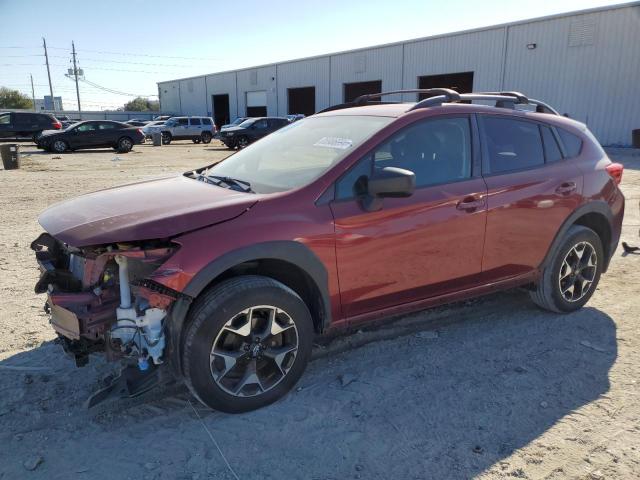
[0,141,639,479]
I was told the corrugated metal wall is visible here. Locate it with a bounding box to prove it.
[205,72,238,120]
[158,3,640,145]
[276,57,331,114]
[503,5,640,145]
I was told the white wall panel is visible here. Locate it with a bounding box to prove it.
[236,66,278,116]
[276,57,331,114]
[329,45,404,104]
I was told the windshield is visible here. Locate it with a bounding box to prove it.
[238,119,255,128]
[204,115,393,193]
[232,118,246,125]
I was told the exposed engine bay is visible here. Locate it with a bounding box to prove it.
[31,233,180,372]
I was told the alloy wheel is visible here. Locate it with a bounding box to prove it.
[53,140,66,153]
[558,241,597,302]
[120,138,132,150]
[210,305,299,397]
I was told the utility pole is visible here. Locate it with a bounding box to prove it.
[42,37,54,107]
[71,41,81,118]
[30,74,36,111]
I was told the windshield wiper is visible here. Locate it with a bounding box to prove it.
[202,174,254,193]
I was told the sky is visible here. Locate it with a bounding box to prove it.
[0,0,628,111]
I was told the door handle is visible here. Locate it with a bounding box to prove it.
[456,196,485,211]
[555,182,577,195]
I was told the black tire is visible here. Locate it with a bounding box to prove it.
[116,136,133,153]
[32,132,41,143]
[182,275,314,413]
[161,132,172,145]
[201,131,212,144]
[530,225,603,313]
[51,139,68,154]
[192,138,201,144]
[237,135,250,148]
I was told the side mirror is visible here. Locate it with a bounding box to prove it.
[358,166,415,211]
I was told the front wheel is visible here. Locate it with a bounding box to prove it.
[182,276,314,413]
[51,139,68,153]
[236,136,250,149]
[161,132,172,145]
[530,225,603,313]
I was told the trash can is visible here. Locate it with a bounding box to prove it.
[152,132,162,147]
[0,144,20,170]
[633,129,640,148]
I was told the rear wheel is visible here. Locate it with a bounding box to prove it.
[530,225,603,313]
[116,136,133,153]
[192,138,202,144]
[182,275,313,413]
[161,132,172,145]
[52,139,68,153]
[201,131,212,144]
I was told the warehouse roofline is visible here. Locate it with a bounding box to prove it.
[157,1,640,84]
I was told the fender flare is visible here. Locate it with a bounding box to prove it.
[540,201,615,272]
[166,241,332,375]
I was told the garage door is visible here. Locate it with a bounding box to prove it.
[246,91,267,107]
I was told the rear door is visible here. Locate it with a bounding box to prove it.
[330,115,488,318]
[189,117,202,136]
[479,115,583,280]
[96,122,120,146]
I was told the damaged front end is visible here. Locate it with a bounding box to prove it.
[31,233,182,372]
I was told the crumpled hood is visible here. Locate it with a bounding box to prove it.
[39,175,258,247]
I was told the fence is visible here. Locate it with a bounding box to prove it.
[3,109,175,121]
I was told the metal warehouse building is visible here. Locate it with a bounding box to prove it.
[158,2,640,146]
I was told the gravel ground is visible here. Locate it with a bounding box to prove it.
[0,141,639,479]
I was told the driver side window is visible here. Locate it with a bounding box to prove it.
[335,116,472,200]
[373,117,472,187]
[75,123,96,132]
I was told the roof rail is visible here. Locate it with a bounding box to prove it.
[352,88,461,105]
[408,91,560,115]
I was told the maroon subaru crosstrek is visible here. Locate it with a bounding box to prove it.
[32,89,624,412]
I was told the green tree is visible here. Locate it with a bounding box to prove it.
[0,87,33,109]
[123,97,159,112]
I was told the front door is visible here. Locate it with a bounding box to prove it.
[330,116,487,318]
[69,122,98,148]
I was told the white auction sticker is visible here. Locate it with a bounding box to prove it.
[313,137,353,150]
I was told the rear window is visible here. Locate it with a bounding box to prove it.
[190,118,201,125]
[541,126,563,162]
[482,117,544,174]
[202,118,212,125]
[557,128,583,158]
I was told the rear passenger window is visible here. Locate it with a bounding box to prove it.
[557,128,583,158]
[190,118,201,125]
[482,117,544,173]
[541,126,562,162]
[202,118,212,125]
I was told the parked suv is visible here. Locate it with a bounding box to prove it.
[0,111,61,141]
[219,116,289,148]
[152,116,216,144]
[31,90,624,413]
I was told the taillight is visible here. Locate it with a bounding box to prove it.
[137,128,143,136]
[605,163,623,185]
[53,121,62,129]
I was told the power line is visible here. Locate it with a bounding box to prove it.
[47,45,219,61]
